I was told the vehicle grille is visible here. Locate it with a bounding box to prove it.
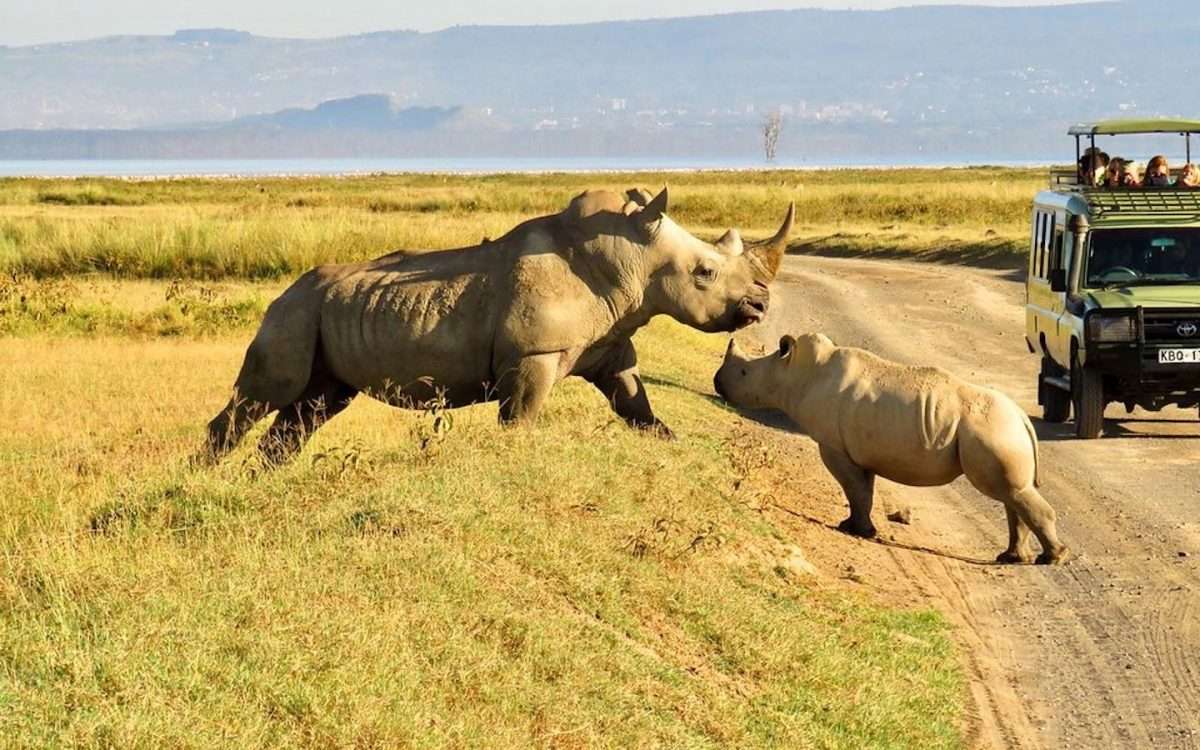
[1143,311,1200,345]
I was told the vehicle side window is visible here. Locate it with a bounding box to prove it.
[1033,212,1046,279]
[1050,217,1062,271]
[1032,212,1041,276]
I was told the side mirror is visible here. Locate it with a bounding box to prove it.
[1049,268,1068,293]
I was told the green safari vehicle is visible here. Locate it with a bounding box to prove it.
[1026,119,1200,438]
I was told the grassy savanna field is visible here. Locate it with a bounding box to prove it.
[0,168,1037,747]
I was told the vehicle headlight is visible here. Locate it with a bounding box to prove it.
[1087,315,1137,343]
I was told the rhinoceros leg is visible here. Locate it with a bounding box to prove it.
[1006,488,1069,565]
[977,486,1069,565]
[203,273,324,463]
[584,339,673,439]
[204,394,273,462]
[258,359,357,465]
[996,507,1036,564]
[959,434,1070,564]
[496,353,561,425]
[819,444,877,538]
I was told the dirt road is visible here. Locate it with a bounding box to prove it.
[759,255,1200,749]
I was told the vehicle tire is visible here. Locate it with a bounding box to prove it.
[1041,359,1071,423]
[1073,354,1105,439]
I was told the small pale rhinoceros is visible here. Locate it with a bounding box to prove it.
[206,187,794,463]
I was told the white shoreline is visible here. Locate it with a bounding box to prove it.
[0,160,1060,180]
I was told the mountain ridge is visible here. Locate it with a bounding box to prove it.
[2,1,1197,159]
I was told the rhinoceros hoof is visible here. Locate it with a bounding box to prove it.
[995,550,1036,565]
[641,422,676,441]
[837,518,877,539]
[1036,547,1073,566]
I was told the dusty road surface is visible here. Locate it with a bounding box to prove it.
[754,255,1200,749]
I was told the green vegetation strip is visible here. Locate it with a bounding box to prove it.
[0,277,269,337]
[0,320,964,748]
[0,168,1038,280]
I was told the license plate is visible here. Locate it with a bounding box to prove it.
[1158,348,1200,364]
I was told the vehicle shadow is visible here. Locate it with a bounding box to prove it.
[785,238,1025,275]
[1033,416,1199,442]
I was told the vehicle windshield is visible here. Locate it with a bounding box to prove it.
[1084,228,1200,288]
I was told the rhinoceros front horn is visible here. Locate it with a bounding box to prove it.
[746,202,795,279]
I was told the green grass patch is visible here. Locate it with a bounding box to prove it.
[0,277,269,336]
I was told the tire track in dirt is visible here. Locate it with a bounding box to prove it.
[758,255,1200,749]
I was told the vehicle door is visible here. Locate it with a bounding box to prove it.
[1047,210,1073,363]
[1026,207,1060,360]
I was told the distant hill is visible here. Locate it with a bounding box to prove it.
[0,97,474,159]
[226,95,459,131]
[1,0,1197,159]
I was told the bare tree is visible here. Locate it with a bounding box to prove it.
[762,110,783,162]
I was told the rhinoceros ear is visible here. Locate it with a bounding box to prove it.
[778,335,795,360]
[636,187,669,227]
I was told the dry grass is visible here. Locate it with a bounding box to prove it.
[0,306,964,748]
[0,170,990,746]
[0,168,1039,279]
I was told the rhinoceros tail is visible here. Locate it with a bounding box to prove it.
[1021,411,1041,488]
[232,270,324,407]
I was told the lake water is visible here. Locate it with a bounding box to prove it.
[0,156,1058,178]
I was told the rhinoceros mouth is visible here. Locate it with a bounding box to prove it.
[735,299,768,328]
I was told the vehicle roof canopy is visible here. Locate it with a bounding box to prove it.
[1069,119,1200,136]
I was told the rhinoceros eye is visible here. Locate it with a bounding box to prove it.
[694,264,718,286]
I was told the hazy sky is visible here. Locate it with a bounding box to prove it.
[2,0,1101,47]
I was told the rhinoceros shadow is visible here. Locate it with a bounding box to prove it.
[771,501,1002,567]
[644,377,825,437]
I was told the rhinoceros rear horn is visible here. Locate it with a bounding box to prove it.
[636,187,669,227]
[625,187,654,207]
[747,201,795,279]
[715,229,743,255]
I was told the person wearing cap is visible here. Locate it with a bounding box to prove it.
[1078,147,1109,187]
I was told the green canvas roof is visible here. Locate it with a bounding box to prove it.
[1069,119,1200,136]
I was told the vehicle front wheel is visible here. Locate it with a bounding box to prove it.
[1073,355,1105,439]
[1041,359,1071,423]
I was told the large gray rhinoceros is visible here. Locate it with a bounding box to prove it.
[206,187,794,463]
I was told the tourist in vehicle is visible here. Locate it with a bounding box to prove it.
[1178,163,1200,188]
[1144,155,1172,187]
[1119,160,1142,188]
[1147,238,1195,277]
[1103,158,1127,188]
[1091,240,1139,283]
[1078,147,1109,186]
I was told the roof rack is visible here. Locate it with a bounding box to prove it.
[1069,119,1200,136]
[1050,166,1081,188]
[1082,188,1200,222]
[1069,118,1199,169]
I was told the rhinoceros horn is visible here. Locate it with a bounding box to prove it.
[715,229,743,255]
[746,202,795,279]
[635,187,669,227]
